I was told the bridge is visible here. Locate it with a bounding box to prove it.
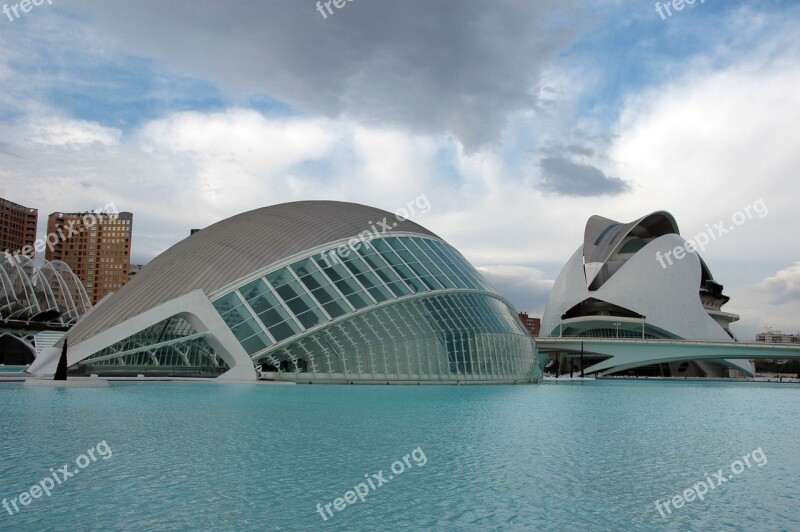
[536,337,800,377]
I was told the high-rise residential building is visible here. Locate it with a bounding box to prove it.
[0,197,38,256]
[45,210,133,305]
[518,312,541,336]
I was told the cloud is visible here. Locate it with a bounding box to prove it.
[66,0,586,151]
[477,265,554,315]
[28,118,121,147]
[0,141,21,158]
[758,263,800,304]
[609,45,800,264]
[538,155,629,196]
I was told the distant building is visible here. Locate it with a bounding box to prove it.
[542,210,752,378]
[755,330,800,344]
[0,197,38,256]
[45,210,133,305]
[518,312,541,336]
[129,263,144,280]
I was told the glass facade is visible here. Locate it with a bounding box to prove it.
[211,235,538,382]
[256,293,537,382]
[78,316,227,376]
[70,235,538,382]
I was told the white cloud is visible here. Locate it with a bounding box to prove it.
[758,263,800,305]
[28,117,121,147]
[604,24,800,336]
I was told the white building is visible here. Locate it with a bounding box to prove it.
[541,211,753,377]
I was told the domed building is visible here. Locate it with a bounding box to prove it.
[541,211,753,378]
[30,201,540,383]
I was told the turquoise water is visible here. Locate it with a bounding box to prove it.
[1,380,798,531]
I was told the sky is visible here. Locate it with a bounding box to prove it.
[0,0,798,340]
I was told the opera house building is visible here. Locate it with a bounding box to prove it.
[29,201,540,383]
[541,211,753,378]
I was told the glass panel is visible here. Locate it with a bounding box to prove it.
[371,239,403,265]
[266,268,294,289]
[290,258,317,278]
[386,238,443,290]
[313,255,372,309]
[438,243,491,291]
[212,292,245,322]
[211,292,271,355]
[392,263,428,293]
[290,258,352,318]
[426,240,479,289]
[269,318,302,343]
[273,279,306,304]
[370,239,427,293]
[356,246,413,297]
[341,255,393,302]
[237,278,301,342]
[406,238,456,289]
[414,238,468,289]
[285,294,327,329]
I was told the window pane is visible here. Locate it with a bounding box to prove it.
[212,292,272,354]
[406,238,456,289]
[341,255,394,302]
[415,239,468,289]
[269,318,302,342]
[391,263,428,293]
[291,264,352,319]
[356,246,412,297]
[313,255,372,309]
[266,268,295,289]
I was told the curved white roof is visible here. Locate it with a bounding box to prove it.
[66,201,438,345]
[583,211,679,277]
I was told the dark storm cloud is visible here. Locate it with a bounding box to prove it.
[538,155,629,197]
[69,0,585,151]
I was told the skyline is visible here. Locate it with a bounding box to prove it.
[1,1,798,340]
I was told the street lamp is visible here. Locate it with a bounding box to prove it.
[613,321,621,338]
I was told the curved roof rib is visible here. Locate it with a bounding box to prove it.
[0,252,90,324]
[584,211,679,266]
[583,211,679,287]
